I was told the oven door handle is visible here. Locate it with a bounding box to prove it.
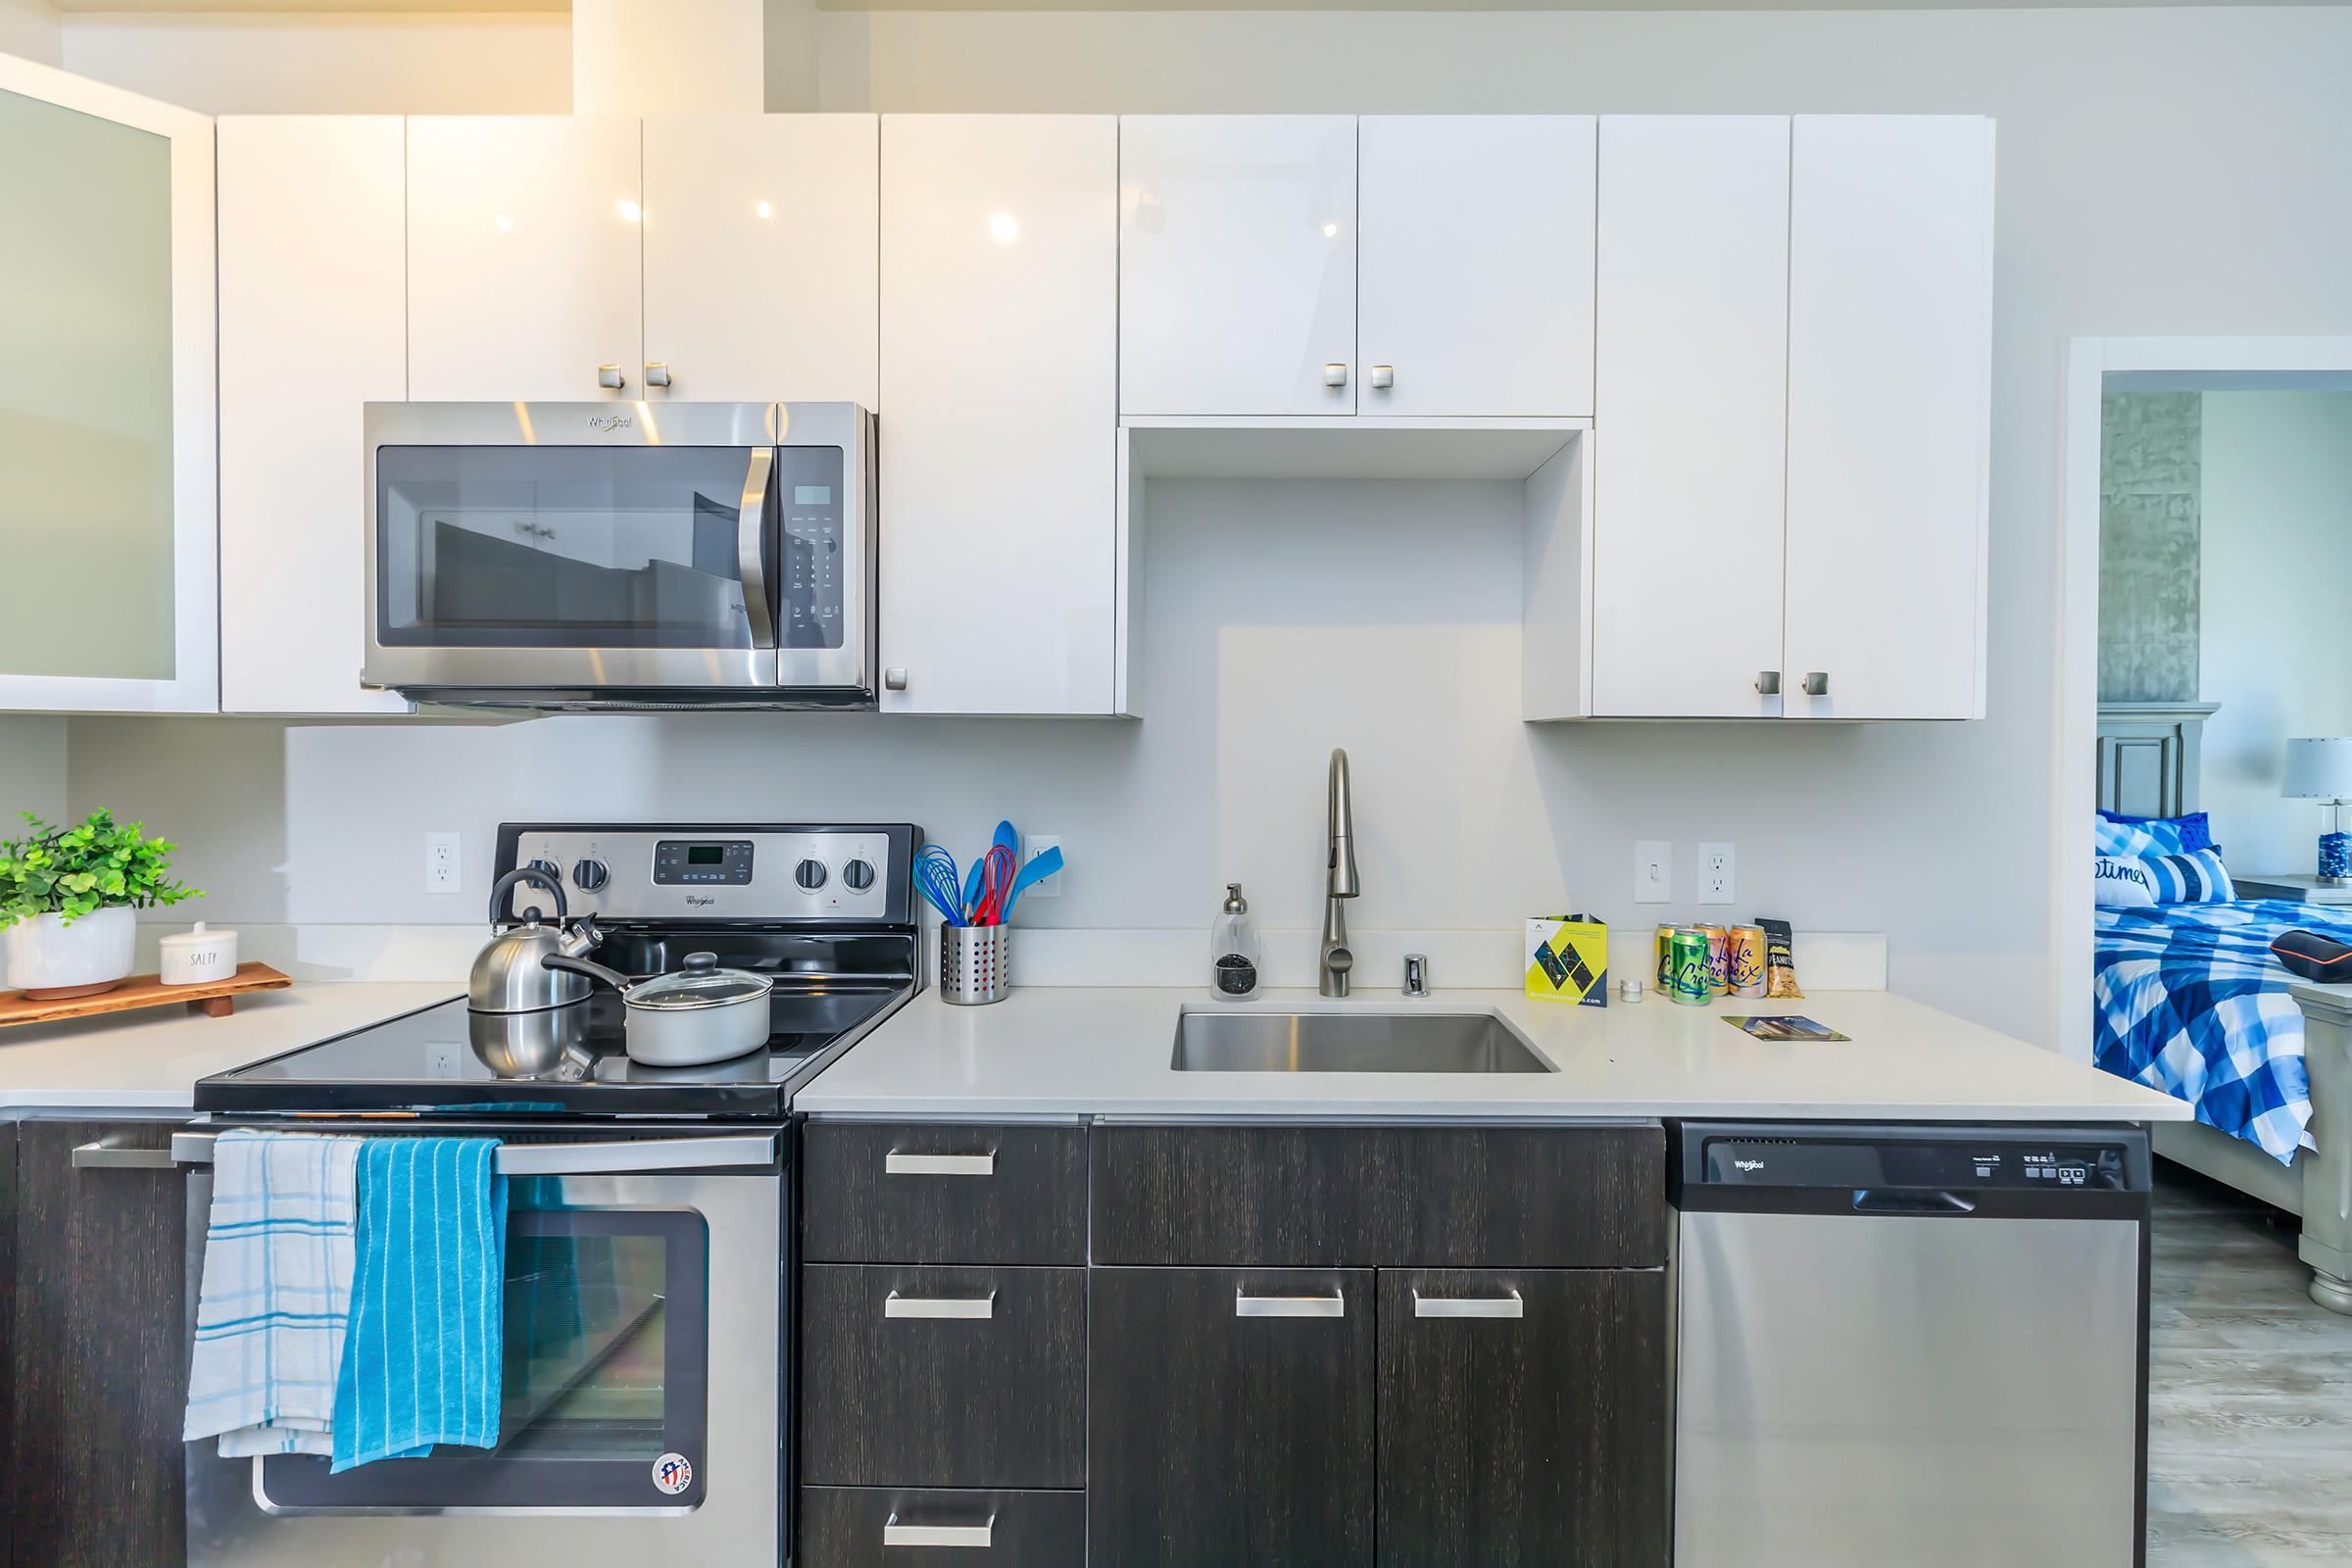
[738,446,777,651]
[171,1131,777,1176]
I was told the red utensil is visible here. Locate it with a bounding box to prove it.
[975,843,1016,925]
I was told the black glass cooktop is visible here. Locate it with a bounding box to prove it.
[194,981,911,1119]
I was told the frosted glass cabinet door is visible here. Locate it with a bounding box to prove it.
[642,115,879,408]
[1358,116,1596,417]
[879,115,1118,715]
[0,60,217,714]
[1120,116,1357,417]
[1590,116,1790,719]
[407,117,644,403]
[1782,117,1994,721]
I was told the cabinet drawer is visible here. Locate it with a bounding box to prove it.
[1092,1123,1665,1267]
[799,1487,1085,1566]
[802,1122,1087,1264]
[800,1264,1086,1489]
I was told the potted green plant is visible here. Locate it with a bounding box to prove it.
[1,810,201,1001]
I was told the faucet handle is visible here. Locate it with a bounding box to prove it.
[1403,954,1429,998]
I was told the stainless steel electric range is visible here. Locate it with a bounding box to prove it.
[180,822,921,1568]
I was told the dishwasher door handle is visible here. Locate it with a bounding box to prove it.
[1851,1189,1977,1214]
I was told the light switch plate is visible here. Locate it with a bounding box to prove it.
[1698,842,1735,905]
[1635,841,1671,905]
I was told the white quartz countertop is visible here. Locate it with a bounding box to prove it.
[798,986,2194,1123]
[0,983,459,1110]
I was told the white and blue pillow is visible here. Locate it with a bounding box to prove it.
[2095,810,2213,857]
[2094,846,2236,907]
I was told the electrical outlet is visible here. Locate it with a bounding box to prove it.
[1634,841,1671,905]
[1698,842,1736,905]
[424,831,463,895]
[1024,835,1063,900]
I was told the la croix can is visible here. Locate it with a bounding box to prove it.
[1694,924,1732,997]
[1670,929,1712,1006]
[1730,924,1769,997]
[1655,923,1679,990]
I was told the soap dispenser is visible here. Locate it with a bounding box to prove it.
[1210,883,1260,1000]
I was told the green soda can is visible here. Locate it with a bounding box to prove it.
[1670,930,1712,1006]
[1655,923,1678,989]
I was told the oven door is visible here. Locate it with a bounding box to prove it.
[181,1127,784,1568]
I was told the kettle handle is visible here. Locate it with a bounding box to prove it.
[490,866,568,928]
[543,954,635,994]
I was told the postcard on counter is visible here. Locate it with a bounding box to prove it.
[1724,1014,1851,1042]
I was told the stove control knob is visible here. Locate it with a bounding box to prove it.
[795,858,829,891]
[842,858,876,892]
[526,858,562,882]
[572,858,610,892]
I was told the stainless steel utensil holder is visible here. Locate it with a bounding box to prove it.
[940,924,1009,1005]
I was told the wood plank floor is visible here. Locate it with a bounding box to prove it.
[2149,1161,2352,1565]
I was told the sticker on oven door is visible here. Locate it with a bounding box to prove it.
[653,1452,694,1495]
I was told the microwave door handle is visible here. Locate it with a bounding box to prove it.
[737,446,777,650]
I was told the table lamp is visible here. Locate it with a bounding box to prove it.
[2281,737,2352,884]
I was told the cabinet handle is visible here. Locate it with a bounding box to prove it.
[644,362,672,389]
[885,1290,996,1320]
[884,1513,995,1548]
[883,667,909,692]
[597,364,626,391]
[1412,1288,1523,1319]
[1236,1287,1346,1318]
[885,1151,994,1177]
[1369,365,1395,390]
[1322,363,1349,389]
[1754,670,1781,696]
[71,1142,175,1170]
[1803,671,1830,697]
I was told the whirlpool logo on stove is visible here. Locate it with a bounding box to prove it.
[685,895,717,907]
[588,413,635,433]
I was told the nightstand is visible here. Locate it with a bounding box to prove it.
[2234,872,2352,906]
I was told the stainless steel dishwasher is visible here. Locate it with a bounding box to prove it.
[1672,1122,2150,1568]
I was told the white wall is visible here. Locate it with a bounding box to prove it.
[61,13,570,115]
[0,718,68,825]
[2199,391,2352,874]
[0,0,60,68]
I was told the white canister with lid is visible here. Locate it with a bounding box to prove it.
[160,921,238,986]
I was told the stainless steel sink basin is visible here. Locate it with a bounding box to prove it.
[1172,1010,1553,1073]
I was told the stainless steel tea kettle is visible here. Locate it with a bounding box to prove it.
[468,866,602,1014]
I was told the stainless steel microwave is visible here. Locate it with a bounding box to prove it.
[363,401,874,709]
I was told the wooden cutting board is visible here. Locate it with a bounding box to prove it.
[0,962,292,1029]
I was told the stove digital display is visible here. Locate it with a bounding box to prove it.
[653,839,755,886]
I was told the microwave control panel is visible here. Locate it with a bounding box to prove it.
[777,446,847,650]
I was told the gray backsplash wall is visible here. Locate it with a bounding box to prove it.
[2098,392,2202,704]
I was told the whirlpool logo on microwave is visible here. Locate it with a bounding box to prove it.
[588,413,635,433]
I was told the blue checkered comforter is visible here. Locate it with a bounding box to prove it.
[2093,900,2351,1164]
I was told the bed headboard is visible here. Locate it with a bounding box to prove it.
[2095,701,2221,817]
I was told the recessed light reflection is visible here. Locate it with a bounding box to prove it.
[756,200,774,220]
[988,212,1020,244]
[493,213,514,231]
[616,199,643,222]
[1321,221,1338,239]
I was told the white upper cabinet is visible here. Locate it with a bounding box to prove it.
[407,117,644,403]
[218,116,412,715]
[1782,115,1994,721]
[642,115,879,407]
[1120,116,1357,417]
[879,115,1119,715]
[1357,116,1596,418]
[0,58,216,715]
[1590,116,1791,718]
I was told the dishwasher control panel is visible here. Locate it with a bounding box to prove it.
[1697,1136,2134,1192]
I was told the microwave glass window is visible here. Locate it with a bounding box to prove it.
[776,447,847,651]
[375,445,769,651]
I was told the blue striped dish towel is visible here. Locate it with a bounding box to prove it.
[331,1137,508,1471]
[183,1130,363,1457]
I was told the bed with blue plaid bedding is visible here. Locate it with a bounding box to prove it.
[2093,900,2352,1164]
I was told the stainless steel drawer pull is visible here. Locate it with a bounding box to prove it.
[883,1513,995,1548]
[71,1142,176,1170]
[1236,1288,1346,1318]
[885,1290,996,1320]
[1412,1288,1524,1319]
[884,1151,995,1177]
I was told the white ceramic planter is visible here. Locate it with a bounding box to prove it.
[5,906,137,1000]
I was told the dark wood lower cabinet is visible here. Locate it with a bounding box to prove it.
[798,1486,1084,1565]
[1377,1268,1669,1567]
[4,1118,188,1568]
[1089,1266,1375,1568]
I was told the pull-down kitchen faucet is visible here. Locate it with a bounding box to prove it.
[1319,748,1359,997]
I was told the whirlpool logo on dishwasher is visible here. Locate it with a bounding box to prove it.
[1735,1158,1767,1173]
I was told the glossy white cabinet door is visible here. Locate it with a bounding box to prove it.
[643,114,879,407]
[1358,116,1595,417]
[1120,116,1357,417]
[1783,116,1994,721]
[879,115,1118,714]
[407,116,643,403]
[1591,116,1790,718]
[218,116,411,715]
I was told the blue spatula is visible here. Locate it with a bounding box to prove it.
[996,845,1063,924]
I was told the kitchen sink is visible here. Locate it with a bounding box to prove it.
[1171,1010,1554,1073]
